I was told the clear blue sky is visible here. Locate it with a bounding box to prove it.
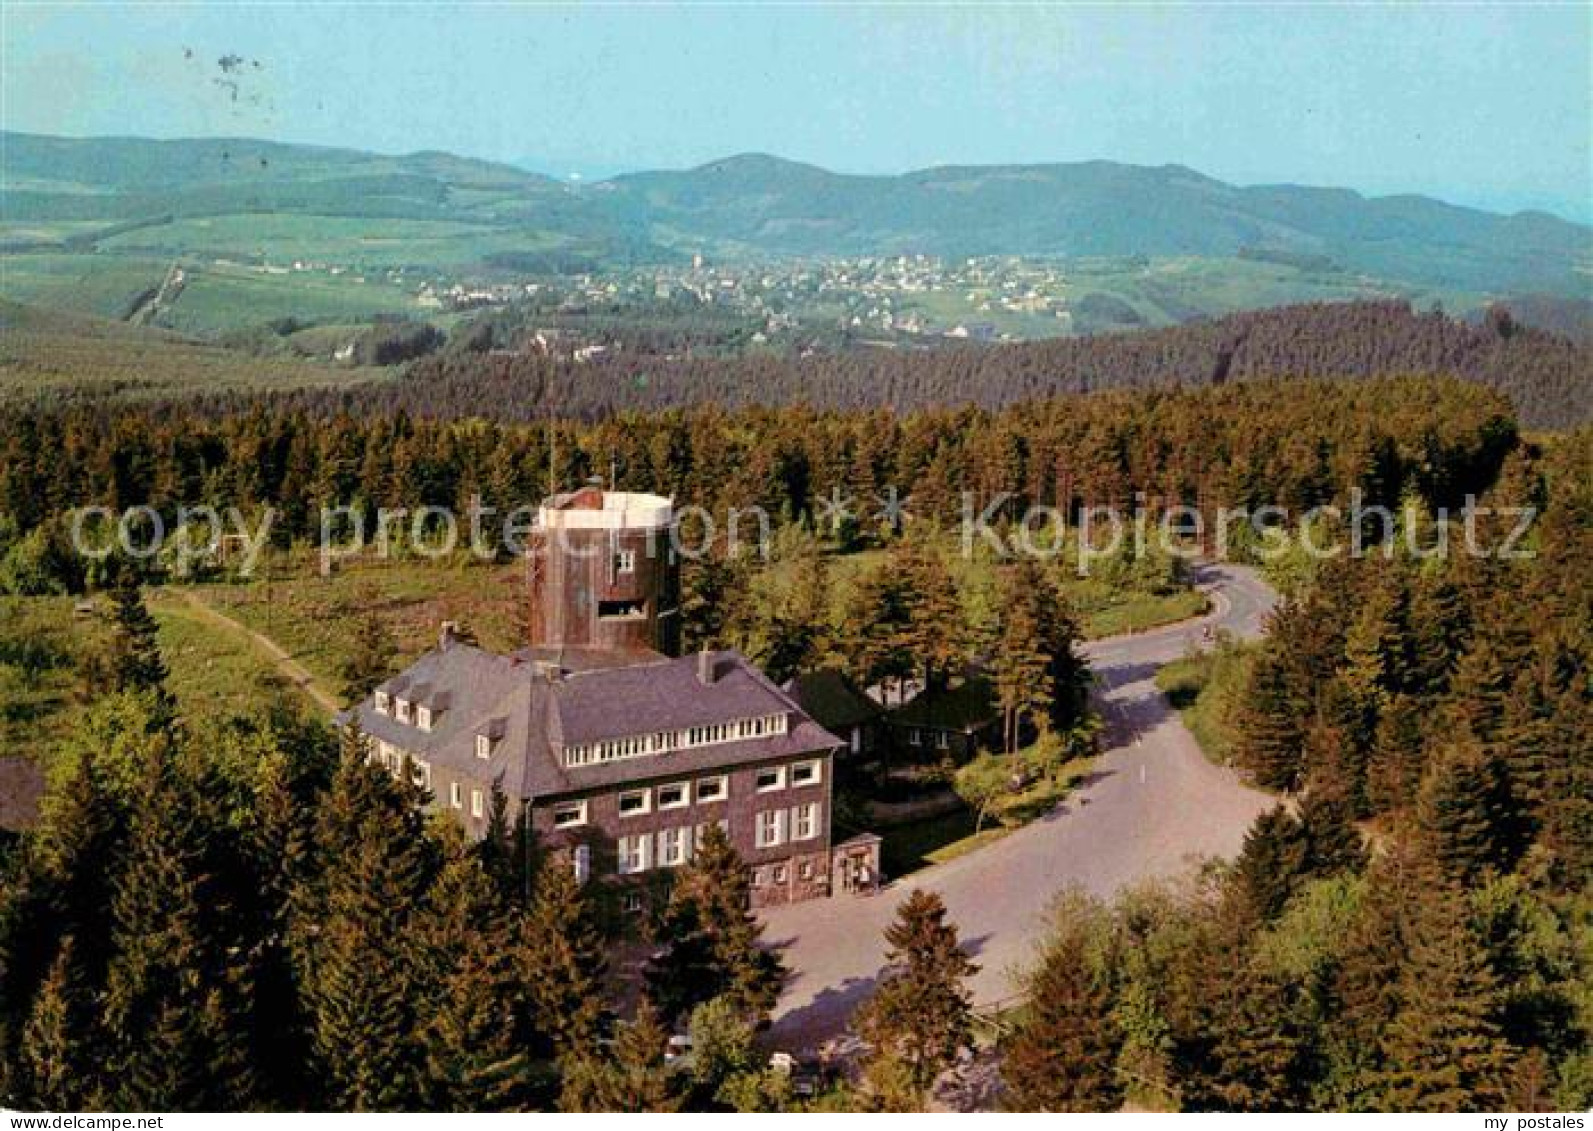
[4,2,1589,219]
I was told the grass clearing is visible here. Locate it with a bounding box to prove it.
[1154,638,1255,765]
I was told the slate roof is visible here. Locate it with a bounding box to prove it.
[344,643,841,804]
[784,669,883,731]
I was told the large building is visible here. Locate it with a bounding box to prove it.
[345,489,876,910]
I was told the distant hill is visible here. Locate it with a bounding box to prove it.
[4,133,1589,299]
[598,154,1592,295]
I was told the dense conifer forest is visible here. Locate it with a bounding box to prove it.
[282,300,1587,430]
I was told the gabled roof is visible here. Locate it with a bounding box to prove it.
[783,668,883,730]
[344,644,841,803]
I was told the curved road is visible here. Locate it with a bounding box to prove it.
[762,562,1278,1050]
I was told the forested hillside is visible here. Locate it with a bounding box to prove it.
[338,301,1588,430]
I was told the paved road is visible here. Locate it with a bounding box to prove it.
[761,562,1278,1051]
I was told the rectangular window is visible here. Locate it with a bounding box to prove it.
[791,802,819,842]
[552,801,587,829]
[936,730,951,751]
[799,861,814,881]
[374,690,390,715]
[618,789,650,817]
[572,844,591,884]
[755,809,786,849]
[772,864,787,884]
[696,775,728,803]
[395,699,412,724]
[790,760,821,787]
[755,766,786,793]
[615,548,637,574]
[470,789,484,819]
[622,891,645,914]
[657,826,689,867]
[413,760,432,790]
[417,706,433,732]
[475,734,492,760]
[657,783,688,810]
[617,834,650,875]
[449,781,462,810]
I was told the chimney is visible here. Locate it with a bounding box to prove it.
[697,647,716,686]
[439,621,458,651]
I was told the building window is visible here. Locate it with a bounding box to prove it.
[755,809,786,849]
[756,766,786,793]
[412,760,432,791]
[772,864,787,884]
[791,759,821,787]
[417,705,433,732]
[615,548,636,574]
[395,698,412,725]
[449,781,462,810]
[936,730,951,751]
[799,861,814,881]
[751,867,766,887]
[908,727,923,747]
[572,844,591,884]
[471,789,484,819]
[374,690,390,715]
[657,826,689,867]
[622,891,645,915]
[552,800,587,829]
[791,802,819,842]
[475,734,492,760]
[617,834,650,875]
[618,789,650,817]
[657,783,688,810]
[696,775,728,803]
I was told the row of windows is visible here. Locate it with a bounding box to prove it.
[581,759,821,825]
[755,803,821,849]
[616,820,729,875]
[906,727,953,750]
[562,713,791,768]
[752,858,818,888]
[373,690,442,732]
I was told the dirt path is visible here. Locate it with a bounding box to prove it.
[166,589,342,715]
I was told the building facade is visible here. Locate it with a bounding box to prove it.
[345,490,872,911]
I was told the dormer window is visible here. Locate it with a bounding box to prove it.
[395,698,412,725]
[416,706,433,732]
[374,690,390,715]
[475,734,492,760]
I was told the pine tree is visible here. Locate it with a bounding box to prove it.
[416,826,530,1110]
[107,569,170,696]
[899,540,966,691]
[1235,646,1309,791]
[1416,737,1512,885]
[557,999,685,1113]
[300,752,432,1110]
[1299,785,1367,877]
[646,824,784,1026]
[1372,917,1513,1111]
[1234,806,1309,921]
[1001,894,1123,1111]
[18,940,95,1109]
[519,854,609,1055]
[993,572,1050,754]
[854,889,978,1109]
[338,611,396,705]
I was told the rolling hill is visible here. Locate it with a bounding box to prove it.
[3,133,1589,300]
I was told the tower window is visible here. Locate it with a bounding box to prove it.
[598,598,646,620]
[614,548,637,574]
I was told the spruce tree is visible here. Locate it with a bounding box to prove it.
[338,611,396,705]
[18,940,95,1110]
[646,824,784,1026]
[107,569,170,697]
[1372,916,1513,1111]
[854,889,978,1109]
[1416,737,1512,885]
[1299,784,1367,878]
[1234,805,1309,921]
[556,999,685,1113]
[1001,894,1124,1111]
[519,854,609,1055]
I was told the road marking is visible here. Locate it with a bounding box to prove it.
[1140,764,1146,784]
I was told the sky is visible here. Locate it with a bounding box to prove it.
[3,2,1590,220]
